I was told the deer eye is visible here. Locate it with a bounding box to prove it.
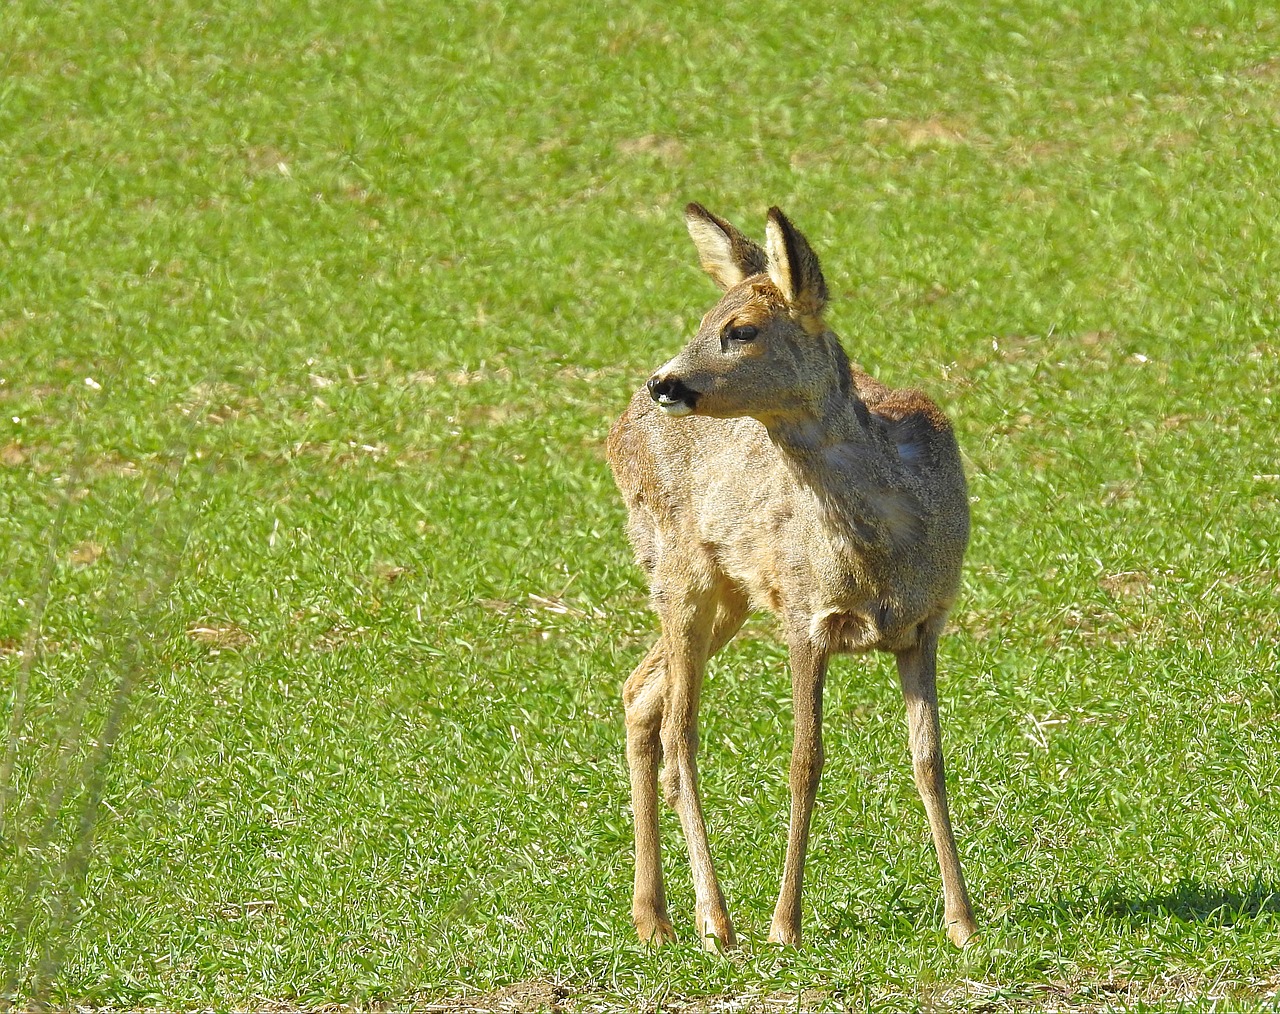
[724,324,758,344]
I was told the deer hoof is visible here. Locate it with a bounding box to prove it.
[697,909,737,952]
[766,922,802,948]
[946,917,978,949]
[633,912,676,946]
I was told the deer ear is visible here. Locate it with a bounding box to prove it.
[684,203,769,290]
[765,207,828,323]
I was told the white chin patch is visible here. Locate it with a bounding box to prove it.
[657,399,693,417]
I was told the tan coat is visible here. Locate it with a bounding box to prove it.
[607,204,977,950]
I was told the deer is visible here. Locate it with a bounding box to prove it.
[605,203,978,952]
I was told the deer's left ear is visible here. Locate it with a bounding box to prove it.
[765,207,828,325]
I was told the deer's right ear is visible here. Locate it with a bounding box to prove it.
[684,203,769,291]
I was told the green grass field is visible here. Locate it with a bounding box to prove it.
[3,0,1280,1009]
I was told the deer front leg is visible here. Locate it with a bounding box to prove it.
[624,645,675,945]
[659,605,736,951]
[769,639,828,947]
[895,627,978,948]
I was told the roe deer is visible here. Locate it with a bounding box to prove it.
[606,204,978,951]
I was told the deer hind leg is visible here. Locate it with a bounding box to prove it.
[624,643,675,944]
[769,638,829,947]
[895,625,978,948]
[625,584,747,947]
[655,576,747,950]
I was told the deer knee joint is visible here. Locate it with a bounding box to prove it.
[790,743,824,796]
[624,669,664,730]
[912,752,943,788]
[659,724,698,807]
[625,700,662,739]
[660,763,683,808]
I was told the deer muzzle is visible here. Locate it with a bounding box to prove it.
[647,374,698,416]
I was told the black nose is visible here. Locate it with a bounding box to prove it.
[647,375,693,403]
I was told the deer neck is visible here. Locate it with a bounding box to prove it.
[765,387,870,455]
[764,390,895,551]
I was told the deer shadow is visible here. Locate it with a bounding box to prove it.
[1017,876,1280,929]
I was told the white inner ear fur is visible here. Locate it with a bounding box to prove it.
[686,215,746,290]
[764,216,795,303]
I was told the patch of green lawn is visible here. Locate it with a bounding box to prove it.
[3,0,1280,1009]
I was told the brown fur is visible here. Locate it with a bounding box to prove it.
[606,205,978,950]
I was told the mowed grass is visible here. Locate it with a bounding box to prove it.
[3,0,1280,1008]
